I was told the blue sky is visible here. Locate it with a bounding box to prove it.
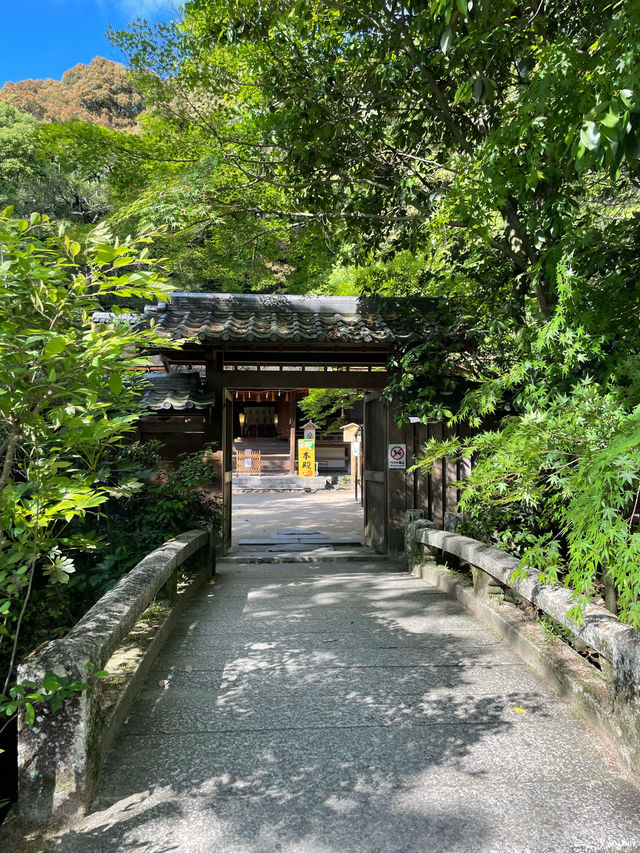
[0,0,180,85]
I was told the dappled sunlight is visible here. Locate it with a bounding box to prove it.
[52,560,640,853]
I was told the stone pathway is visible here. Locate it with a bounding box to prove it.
[237,526,361,547]
[231,491,363,546]
[52,558,640,853]
[228,526,377,563]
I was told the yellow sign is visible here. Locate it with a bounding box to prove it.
[298,439,315,477]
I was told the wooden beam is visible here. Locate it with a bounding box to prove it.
[223,369,390,390]
[289,421,296,475]
[158,347,390,366]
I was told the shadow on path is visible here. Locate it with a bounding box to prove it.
[52,566,640,853]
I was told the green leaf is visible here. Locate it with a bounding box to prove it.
[453,78,473,105]
[620,89,636,110]
[108,373,123,395]
[42,675,60,692]
[44,336,66,357]
[112,257,134,269]
[440,27,453,55]
[580,121,601,151]
[601,109,620,129]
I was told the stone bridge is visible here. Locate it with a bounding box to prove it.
[16,529,640,853]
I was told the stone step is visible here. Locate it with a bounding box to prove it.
[237,538,362,547]
[220,548,392,563]
[232,475,330,491]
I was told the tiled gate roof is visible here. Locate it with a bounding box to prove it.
[144,293,434,346]
[139,372,215,410]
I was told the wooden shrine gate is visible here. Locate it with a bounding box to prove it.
[143,292,443,554]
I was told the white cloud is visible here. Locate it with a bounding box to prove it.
[116,0,180,16]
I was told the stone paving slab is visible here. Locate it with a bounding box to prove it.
[276,529,328,536]
[150,633,520,677]
[238,539,363,546]
[222,548,388,562]
[96,721,621,804]
[55,778,640,853]
[172,583,490,632]
[50,561,640,852]
[175,592,482,627]
[188,583,451,611]
[149,661,540,691]
[216,560,404,577]
[120,677,557,735]
[191,572,430,598]
[264,544,341,552]
[167,613,493,646]
[161,624,493,657]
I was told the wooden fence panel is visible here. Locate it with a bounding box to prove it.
[427,421,445,529]
[405,420,473,530]
[445,423,459,515]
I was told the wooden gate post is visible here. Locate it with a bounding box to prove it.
[363,393,388,552]
[386,399,410,554]
[363,392,415,554]
[204,352,231,554]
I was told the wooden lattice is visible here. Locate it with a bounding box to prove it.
[235,449,262,475]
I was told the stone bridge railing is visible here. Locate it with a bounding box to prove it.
[405,510,640,776]
[16,529,214,829]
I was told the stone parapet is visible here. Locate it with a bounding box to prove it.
[15,529,214,829]
[405,512,640,778]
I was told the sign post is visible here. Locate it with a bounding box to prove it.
[298,439,315,477]
[388,443,406,469]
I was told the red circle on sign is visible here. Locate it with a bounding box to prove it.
[390,445,405,460]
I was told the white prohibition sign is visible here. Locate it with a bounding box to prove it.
[388,443,407,469]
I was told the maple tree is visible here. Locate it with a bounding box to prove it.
[111,0,640,623]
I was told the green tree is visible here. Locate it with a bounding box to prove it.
[0,209,172,699]
[0,103,41,193]
[299,389,362,434]
[100,20,338,293]
[0,102,110,222]
[0,58,146,226]
[158,1,637,306]
[110,0,640,622]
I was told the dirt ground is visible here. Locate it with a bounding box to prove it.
[231,489,364,544]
